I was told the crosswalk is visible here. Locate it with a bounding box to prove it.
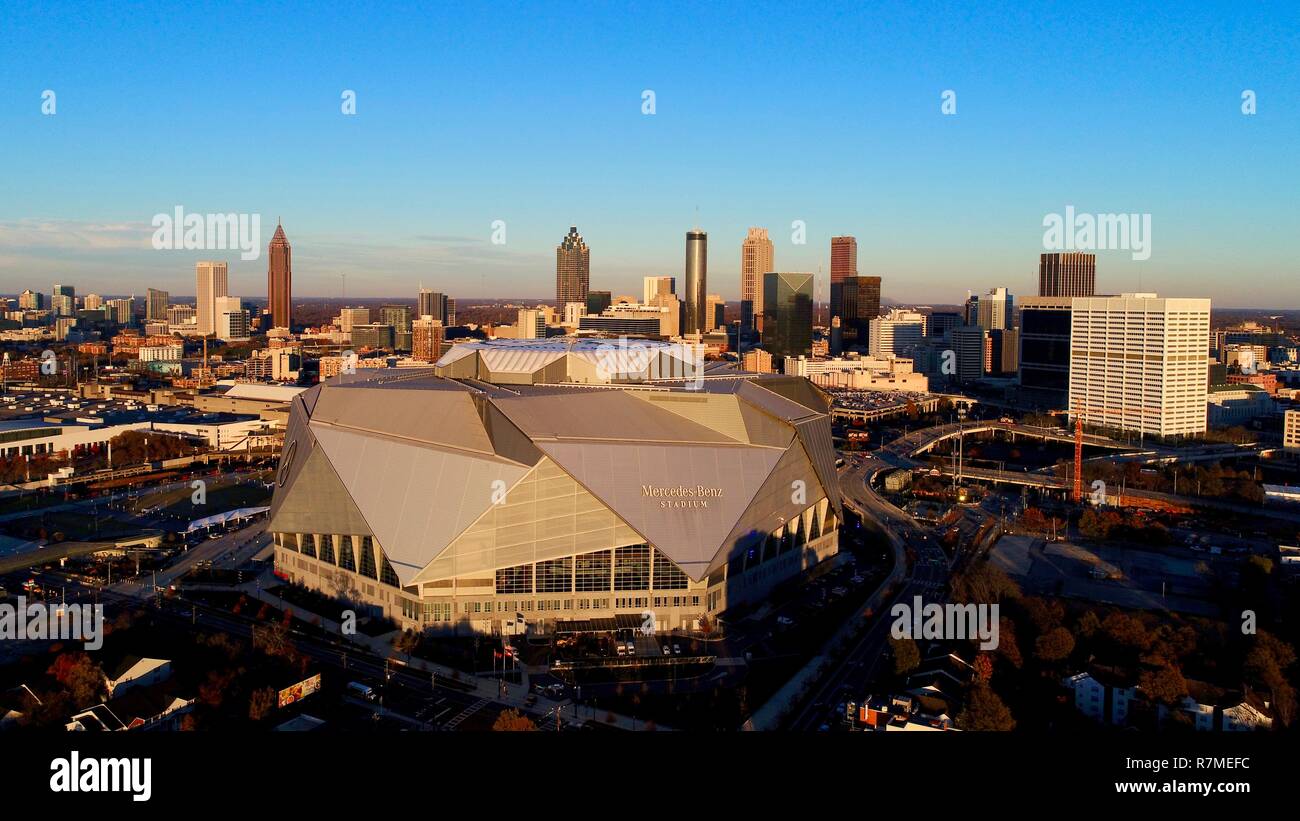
[443,697,490,731]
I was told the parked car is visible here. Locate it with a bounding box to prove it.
[662,644,672,656]
[673,643,682,655]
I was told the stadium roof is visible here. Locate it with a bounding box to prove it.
[269,368,840,585]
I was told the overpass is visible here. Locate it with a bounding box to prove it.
[891,421,1142,459]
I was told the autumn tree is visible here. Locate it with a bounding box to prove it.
[1244,631,1297,726]
[1102,611,1152,653]
[1034,626,1076,664]
[492,708,537,731]
[47,652,105,707]
[996,616,1023,669]
[890,636,921,676]
[1139,663,1188,707]
[249,686,278,721]
[957,685,1016,731]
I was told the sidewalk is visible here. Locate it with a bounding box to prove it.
[244,581,671,731]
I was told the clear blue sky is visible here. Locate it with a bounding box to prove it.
[1,0,1297,306]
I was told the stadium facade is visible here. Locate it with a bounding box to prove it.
[268,340,842,635]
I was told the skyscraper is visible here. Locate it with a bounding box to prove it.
[762,272,814,359]
[643,276,675,305]
[829,236,857,318]
[196,261,229,337]
[586,290,612,315]
[740,228,774,330]
[215,295,248,341]
[412,317,445,362]
[868,309,926,358]
[418,289,454,325]
[146,288,169,321]
[1017,296,1073,407]
[267,221,292,329]
[556,226,590,307]
[836,275,881,344]
[1039,252,1096,297]
[684,230,708,335]
[977,287,1013,331]
[51,284,75,317]
[1068,294,1211,437]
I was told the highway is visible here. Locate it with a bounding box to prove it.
[785,451,951,731]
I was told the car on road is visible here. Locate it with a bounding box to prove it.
[347,681,377,702]
[776,615,795,627]
[673,643,682,655]
[662,644,672,656]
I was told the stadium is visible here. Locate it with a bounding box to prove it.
[268,340,842,635]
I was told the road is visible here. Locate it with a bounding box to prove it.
[786,452,951,731]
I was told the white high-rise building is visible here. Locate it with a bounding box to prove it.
[977,286,1013,331]
[336,307,370,334]
[1068,294,1211,437]
[215,295,249,341]
[196,261,229,336]
[868,309,927,358]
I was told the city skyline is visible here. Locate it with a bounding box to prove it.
[1,2,1296,306]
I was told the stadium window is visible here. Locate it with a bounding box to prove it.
[614,544,650,591]
[380,555,400,587]
[536,557,573,593]
[575,550,612,592]
[359,537,378,579]
[495,564,533,595]
[652,549,688,590]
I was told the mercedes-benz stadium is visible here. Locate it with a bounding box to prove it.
[268,340,842,635]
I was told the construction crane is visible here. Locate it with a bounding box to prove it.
[1052,402,1135,505]
[1073,416,1083,504]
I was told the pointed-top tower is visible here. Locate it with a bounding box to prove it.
[268,221,292,330]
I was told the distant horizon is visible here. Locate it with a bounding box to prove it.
[3,2,1297,307]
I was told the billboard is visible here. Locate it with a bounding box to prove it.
[278,673,322,708]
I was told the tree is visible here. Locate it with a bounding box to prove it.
[890,637,921,676]
[1139,663,1187,706]
[698,614,713,636]
[973,653,994,685]
[957,685,1016,731]
[1034,626,1076,664]
[253,621,297,663]
[47,652,105,707]
[248,686,278,721]
[1102,612,1152,653]
[1244,631,1297,726]
[492,708,537,731]
[1075,610,1102,640]
[996,617,1023,669]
